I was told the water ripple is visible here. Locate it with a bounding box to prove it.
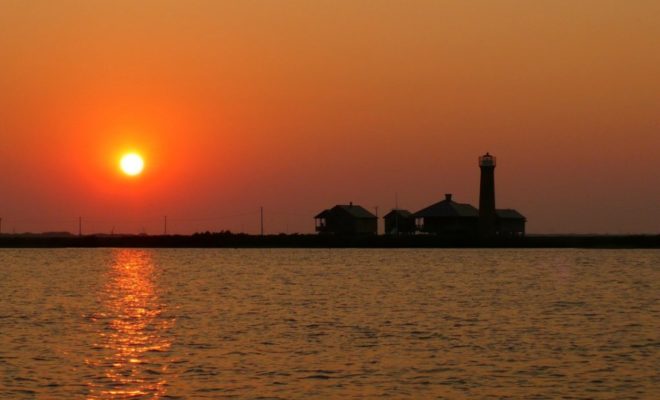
[0,248,658,398]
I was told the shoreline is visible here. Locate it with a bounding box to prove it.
[0,233,658,249]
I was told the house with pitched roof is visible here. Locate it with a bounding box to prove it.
[383,209,415,235]
[314,203,377,235]
[412,194,479,237]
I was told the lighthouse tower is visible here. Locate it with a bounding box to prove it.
[479,153,497,238]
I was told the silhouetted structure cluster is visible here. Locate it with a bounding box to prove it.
[1,231,658,248]
[315,153,526,238]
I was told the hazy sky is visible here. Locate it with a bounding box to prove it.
[1,1,658,234]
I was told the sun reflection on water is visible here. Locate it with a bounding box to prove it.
[86,249,174,399]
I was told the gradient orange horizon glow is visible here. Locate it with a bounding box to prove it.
[0,1,658,234]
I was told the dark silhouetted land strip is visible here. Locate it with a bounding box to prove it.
[0,232,658,248]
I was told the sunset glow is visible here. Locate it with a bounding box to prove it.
[0,1,658,234]
[120,153,144,176]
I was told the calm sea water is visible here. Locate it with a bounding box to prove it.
[0,248,657,399]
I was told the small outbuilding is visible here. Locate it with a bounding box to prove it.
[412,194,479,237]
[314,203,377,235]
[383,209,415,235]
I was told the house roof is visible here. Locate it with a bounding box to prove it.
[412,197,478,218]
[314,209,331,219]
[315,204,377,219]
[333,204,377,219]
[384,209,412,219]
[496,209,526,220]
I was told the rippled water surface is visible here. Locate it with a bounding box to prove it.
[0,249,658,399]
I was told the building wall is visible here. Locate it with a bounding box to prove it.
[354,219,377,235]
[384,216,416,235]
[322,212,376,235]
[496,219,525,237]
[421,217,479,237]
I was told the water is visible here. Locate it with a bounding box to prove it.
[0,249,658,399]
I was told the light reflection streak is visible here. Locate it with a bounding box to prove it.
[86,249,174,399]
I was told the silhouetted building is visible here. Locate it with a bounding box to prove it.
[412,194,479,237]
[383,209,415,235]
[496,209,526,237]
[479,153,497,238]
[314,203,377,235]
[477,153,527,237]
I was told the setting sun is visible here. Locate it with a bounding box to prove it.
[120,153,144,176]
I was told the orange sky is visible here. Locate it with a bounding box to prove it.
[0,1,658,234]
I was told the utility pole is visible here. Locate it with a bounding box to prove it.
[260,206,264,236]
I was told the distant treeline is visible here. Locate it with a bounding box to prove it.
[0,231,658,248]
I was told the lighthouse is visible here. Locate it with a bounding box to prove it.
[479,153,497,238]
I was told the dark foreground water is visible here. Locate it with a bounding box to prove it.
[0,249,658,399]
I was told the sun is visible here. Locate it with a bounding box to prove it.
[120,153,145,176]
